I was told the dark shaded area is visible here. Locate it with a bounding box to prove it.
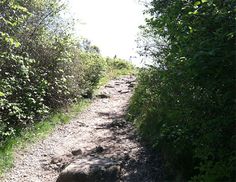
[128,0,236,180]
[96,111,165,182]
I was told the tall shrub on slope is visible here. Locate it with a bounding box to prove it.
[128,0,235,181]
[0,0,47,139]
[0,0,107,143]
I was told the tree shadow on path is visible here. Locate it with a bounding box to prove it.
[96,109,165,182]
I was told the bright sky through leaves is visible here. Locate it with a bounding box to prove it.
[66,0,145,65]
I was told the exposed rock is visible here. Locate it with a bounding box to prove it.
[50,153,74,171]
[105,85,114,88]
[123,76,136,82]
[128,83,136,88]
[56,156,120,182]
[71,149,83,156]
[96,91,110,98]
[51,164,59,170]
[94,146,104,154]
[118,90,130,94]
[114,81,124,85]
[108,119,126,128]
[51,157,62,164]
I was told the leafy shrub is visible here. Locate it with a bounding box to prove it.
[106,57,135,76]
[107,57,132,70]
[128,0,235,181]
[70,52,107,98]
[0,0,132,144]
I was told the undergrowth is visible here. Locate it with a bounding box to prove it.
[128,0,235,181]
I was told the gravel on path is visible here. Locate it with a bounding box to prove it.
[2,76,163,182]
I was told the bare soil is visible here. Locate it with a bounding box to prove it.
[2,76,163,182]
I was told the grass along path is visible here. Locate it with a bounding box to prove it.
[0,99,90,176]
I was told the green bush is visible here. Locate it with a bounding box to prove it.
[107,57,132,70]
[0,0,131,144]
[105,57,135,77]
[128,0,235,181]
[70,52,107,98]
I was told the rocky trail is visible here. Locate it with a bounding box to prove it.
[2,76,163,182]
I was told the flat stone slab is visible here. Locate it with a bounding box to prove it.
[56,156,120,182]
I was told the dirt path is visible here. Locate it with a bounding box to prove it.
[2,76,163,182]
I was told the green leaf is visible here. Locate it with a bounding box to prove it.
[194,1,201,6]
[14,41,21,48]
[189,26,193,33]
[0,92,5,97]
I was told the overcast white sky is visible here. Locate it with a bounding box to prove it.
[65,0,145,65]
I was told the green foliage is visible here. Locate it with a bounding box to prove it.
[0,0,134,147]
[128,0,235,181]
[62,51,106,99]
[105,57,136,77]
[107,57,132,70]
[79,38,101,54]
